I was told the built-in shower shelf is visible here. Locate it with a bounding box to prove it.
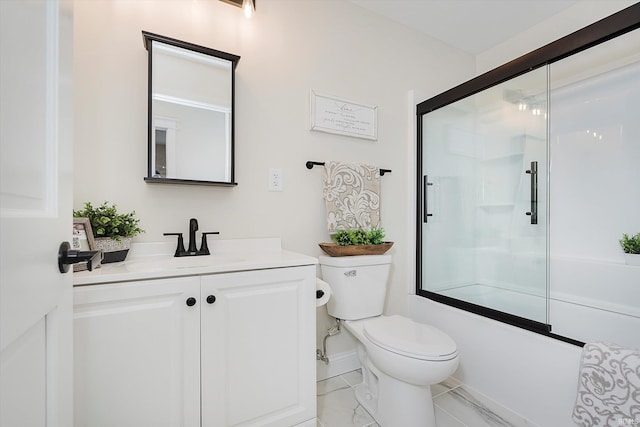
[480,133,543,161]
[478,203,515,208]
[480,152,524,163]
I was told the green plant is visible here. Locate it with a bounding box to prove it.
[619,232,640,254]
[74,201,144,242]
[332,227,386,246]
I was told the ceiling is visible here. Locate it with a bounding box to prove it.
[348,0,579,55]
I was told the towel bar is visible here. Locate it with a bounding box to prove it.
[305,161,391,176]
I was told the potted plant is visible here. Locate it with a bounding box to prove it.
[319,227,393,256]
[74,201,144,263]
[619,232,640,266]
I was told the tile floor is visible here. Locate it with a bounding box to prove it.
[316,370,538,427]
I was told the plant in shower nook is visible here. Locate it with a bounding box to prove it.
[619,232,640,254]
[619,232,640,267]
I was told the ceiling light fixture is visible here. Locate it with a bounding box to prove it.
[242,0,255,19]
[219,0,255,19]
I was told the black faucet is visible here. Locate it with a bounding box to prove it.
[188,218,199,253]
[164,218,219,257]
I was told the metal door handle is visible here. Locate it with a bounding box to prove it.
[525,161,538,225]
[58,241,103,273]
[423,175,433,223]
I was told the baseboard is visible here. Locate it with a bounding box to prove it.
[316,350,360,381]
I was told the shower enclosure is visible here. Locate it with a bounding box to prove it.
[417,5,640,347]
[420,67,549,328]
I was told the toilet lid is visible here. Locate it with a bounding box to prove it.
[363,315,458,361]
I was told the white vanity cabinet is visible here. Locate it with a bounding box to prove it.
[74,263,316,427]
[74,276,202,427]
[200,268,316,426]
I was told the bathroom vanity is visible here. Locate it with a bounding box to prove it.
[73,239,317,427]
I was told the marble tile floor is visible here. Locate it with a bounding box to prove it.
[317,370,538,427]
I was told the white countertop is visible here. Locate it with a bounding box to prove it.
[73,238,318,286]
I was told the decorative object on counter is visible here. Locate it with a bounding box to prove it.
[71,218,101,272]
[322,161,384,233]
[94,237,133,264]
[73,202,144,263]
[619,232,640,265]
[319,227,393,256]
[164,218,219,257]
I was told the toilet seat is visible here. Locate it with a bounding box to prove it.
[363,315,458,361]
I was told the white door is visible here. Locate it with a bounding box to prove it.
[0,1,73,426]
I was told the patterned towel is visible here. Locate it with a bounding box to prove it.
[572,342,640,427]
[323,161,380,233]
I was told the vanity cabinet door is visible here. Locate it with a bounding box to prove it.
[73,277,201,427]
[200,266,316,427]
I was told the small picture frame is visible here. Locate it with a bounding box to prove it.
[72,217,98,272]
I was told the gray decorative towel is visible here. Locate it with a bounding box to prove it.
[572,342,640,427]
[323,161,380,233]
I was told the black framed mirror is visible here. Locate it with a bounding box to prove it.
[142,31,240,186]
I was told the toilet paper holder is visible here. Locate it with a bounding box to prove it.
[315,278,331,307]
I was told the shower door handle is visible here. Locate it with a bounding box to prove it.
[525,161,538,225]
[423,175,433,223]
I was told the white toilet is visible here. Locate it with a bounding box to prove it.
[319,254,459,427]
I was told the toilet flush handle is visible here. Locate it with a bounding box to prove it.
[344,270,357,277]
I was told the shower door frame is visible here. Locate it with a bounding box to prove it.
[416,3,640,344]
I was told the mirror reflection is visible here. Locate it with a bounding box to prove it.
[143,32,240,186]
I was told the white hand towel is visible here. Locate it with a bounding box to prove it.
[572,341,640,427]
[323,161,380,233]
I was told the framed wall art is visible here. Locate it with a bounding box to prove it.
[310,91,377,140]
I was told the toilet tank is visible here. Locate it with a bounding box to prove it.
[319,254,392,320]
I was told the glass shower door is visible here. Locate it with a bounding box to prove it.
[420,67,549,325]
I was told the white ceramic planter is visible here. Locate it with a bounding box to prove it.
[624,253,640,266]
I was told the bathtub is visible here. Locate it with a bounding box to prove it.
[549,256,639,348]
[432,250,639,348]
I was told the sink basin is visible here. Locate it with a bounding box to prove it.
[168,255,245,269]
[123,254,245,272]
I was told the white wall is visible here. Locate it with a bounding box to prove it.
[73,0,474,357]
[476,0,636,74]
